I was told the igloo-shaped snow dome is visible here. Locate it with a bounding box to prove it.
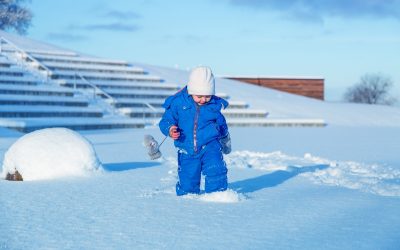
[1,128,102,181]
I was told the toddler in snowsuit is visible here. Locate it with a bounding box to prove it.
[159,66,231,196]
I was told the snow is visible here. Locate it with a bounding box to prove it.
[42,61,144,73]
[1,128,102,181]
[1,64,400,249]
[0,94,88,103]
[51,69,162,81]
[1,30,78,56]
[225,150,400,197]
[196,189,244,203]
[1,124,399,249]
[0,105,102,113]
[1,31,400,249]
[0,84,75,93]
[29,52,130,65]
[0,70,400,249]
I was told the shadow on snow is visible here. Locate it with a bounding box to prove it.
[103,161,161,172]
[229,164,329,194]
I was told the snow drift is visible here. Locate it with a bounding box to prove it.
[1,128,102,181]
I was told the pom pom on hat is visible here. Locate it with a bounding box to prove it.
[187,66,215,95]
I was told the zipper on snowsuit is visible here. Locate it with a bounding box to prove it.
[193,104,200,153]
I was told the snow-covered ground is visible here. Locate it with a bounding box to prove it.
[0,31,399,248]
[1,123,400,249]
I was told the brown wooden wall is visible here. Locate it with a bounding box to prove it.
[224,77,325,100]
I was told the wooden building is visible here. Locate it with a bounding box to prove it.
[223,76,325,100]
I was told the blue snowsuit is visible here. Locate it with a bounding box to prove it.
[159,87,229,196]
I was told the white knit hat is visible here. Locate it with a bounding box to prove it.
[187,66,215,95]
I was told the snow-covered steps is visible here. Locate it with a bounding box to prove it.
[0,56,43,86]
[0,94,89,107]
[112,98,249,110]
[98,82,180,91]
[112,98,165,108]
[42,61,146,77]
[0,55,9,62]
[59,80,180,91]
[49,70,163,82]
[227,118,326,127]
[118,107,268,119]
[43,61,144,75]
[1,31,328,131]
[222,109,268,118]
[0,106,103,118]
[0,84,75,97]
[99,88,229,100]
[31,53,134,68]
[0,76,39,86]
[118,107,163,118]
[226,100,249,109]
[135,118,326,127]
[0,117,147,132]
[0,58,11,67]
[98,88,177,99]
[0,67,24,77]
[26,49,78,57]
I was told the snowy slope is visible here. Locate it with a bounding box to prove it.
[136,62,400,127]
[0,30,77,55]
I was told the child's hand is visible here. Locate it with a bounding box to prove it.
[169,125,180,140]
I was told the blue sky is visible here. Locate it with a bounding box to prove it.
[23,0,400,101]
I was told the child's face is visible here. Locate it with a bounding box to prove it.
[192,95,212,105]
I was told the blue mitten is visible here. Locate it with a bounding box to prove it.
[220,133,231,154]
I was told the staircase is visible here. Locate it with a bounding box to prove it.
[0,32,325,132]
[0,38,147,132]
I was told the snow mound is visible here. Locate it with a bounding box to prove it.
[1,128,102,181]
[306,161,400,197]
[198,189,243,203]
[183,189,243,203]
[225,151,400,197]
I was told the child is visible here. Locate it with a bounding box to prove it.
[159,66,231,196]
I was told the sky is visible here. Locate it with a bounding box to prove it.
[17,0,400,101]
